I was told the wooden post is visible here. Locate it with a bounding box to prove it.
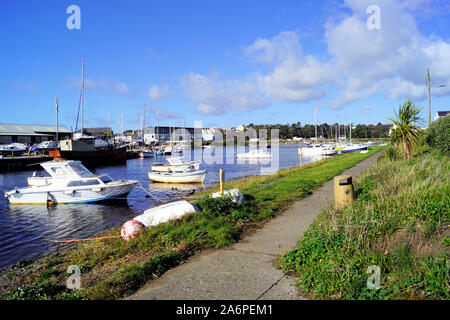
[219,169,224,196]
[299,147,302,167]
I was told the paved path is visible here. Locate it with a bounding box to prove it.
[126,151,383,300]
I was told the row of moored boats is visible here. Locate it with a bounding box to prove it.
[4,156,207,204]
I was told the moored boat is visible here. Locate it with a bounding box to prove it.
[151,157,200,172]
[148,167,206,184]
[236,149,272,159]
[336,144,368,153]
[5,160,137,204]
[139,149,154,158]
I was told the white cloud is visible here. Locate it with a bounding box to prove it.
[181,0,450,114]
[148,83,171,101]
[325,0,450,107]
[149,104,182,120]
[181,73,269,115]
[81,78,134,98]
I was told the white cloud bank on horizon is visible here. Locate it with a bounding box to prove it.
[182,0,450,115]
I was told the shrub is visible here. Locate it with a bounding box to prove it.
[426,115,450,156]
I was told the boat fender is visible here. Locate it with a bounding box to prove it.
[121,220,145,241]
[211,189,243,203]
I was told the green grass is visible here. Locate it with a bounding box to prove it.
[1,146,384,300]
[281,148,449,300]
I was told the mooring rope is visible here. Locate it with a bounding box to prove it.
[136,181,168,202]
[50,235,121,243]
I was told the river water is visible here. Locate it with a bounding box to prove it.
[0,145,320,270]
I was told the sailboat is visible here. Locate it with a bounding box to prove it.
[299,105,337,157]
[139,104,154,158]
[49,57,127,165]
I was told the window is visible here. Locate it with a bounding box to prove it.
[67,179,100,187]
[100,176,112,183]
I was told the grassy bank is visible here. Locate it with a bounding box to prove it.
[281,148,449,299]
[0,145,384,300]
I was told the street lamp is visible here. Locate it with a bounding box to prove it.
[427,68,447,126]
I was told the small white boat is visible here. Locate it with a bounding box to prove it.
[148,166,206,184]
[236,149,272,159]
[0,143,28,152]
[139,149,154,158]
[5,160,138,204]
[37,141,58,150]
[151,157,201,172]
[299,144,337,157]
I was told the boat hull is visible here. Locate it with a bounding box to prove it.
[49,147,127,165]
[339,146,368,153]
[148,171,206,183]
[6,182,137,204]
[151,162,200,172]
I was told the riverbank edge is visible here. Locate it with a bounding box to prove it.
[0,146,385,300]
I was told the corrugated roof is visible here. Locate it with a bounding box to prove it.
[0,123,70,135]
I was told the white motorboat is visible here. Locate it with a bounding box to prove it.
[5,160,138,204]
[37,141,58,150]
[162,145,172,155]
[151,157,201,172]
[236,149,272,159]
[0,143,28,152]
[148,166,206,184]
[139,149,154,158]
[27,171,53,186]
[299,144,337,157]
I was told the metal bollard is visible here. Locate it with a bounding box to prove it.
[333,175,354,209]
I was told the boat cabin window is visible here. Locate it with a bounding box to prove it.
[70,164,92,177]
[67,179,100,187]
[50,166,71,176]
[99,175,112,183]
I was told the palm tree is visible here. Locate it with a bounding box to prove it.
[389,99,425,159]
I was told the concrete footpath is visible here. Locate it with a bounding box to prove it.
[126,151,383,300]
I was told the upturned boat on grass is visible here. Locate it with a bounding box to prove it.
[5,160,137,204]
[148,166,206,184]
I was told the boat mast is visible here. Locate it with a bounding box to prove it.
[183,115,186,142]
[81,56,85,136]
[350,122,352,144]
[121,112,124,137]
[143,104,146,145]
[55,97,59,142]
[156,111,159,144]
[314,104,317,141]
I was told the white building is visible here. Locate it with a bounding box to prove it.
[434,111,449,121]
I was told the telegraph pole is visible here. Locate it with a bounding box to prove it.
[427,68,431,127]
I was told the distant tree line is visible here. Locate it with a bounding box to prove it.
[246,122,392,140]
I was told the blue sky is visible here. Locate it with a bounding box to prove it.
[1,0,450,132]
